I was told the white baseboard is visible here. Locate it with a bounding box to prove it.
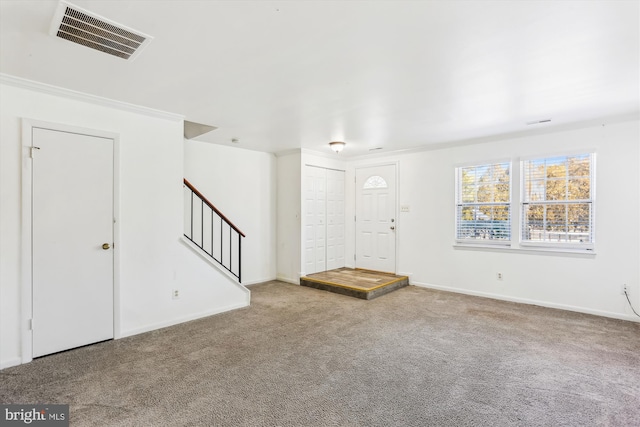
[276,275,300,285]
[411,281,640,323]
[398,272,413,284]
[243,276,277,286]
[120,301,250,338]
[0,357,22,370]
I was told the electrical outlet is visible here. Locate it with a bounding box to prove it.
[172,289,180,300]
[496,272,503,281]
[622,284,628,295]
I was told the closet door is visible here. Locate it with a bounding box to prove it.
[303,166,326,274]
[32,127,114,357]
[326,169,345,271]
[303,166,346,275]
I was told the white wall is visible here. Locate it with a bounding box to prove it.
[0,81,248,369]
[346,119,640,321]
[276,151,301,283]
[183,140,277,285]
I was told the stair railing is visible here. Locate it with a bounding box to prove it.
[183,178,245,282]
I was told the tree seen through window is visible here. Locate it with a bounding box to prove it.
[522,154,593,245]
[457,162,510,242]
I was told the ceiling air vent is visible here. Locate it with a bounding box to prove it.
[49,1,153,60]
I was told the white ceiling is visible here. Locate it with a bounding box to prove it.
[1,0,638,157]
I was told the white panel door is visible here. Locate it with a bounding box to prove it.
[355,165,396,273]
[303,166,326,274]
[303,166,315,274]
[326,169,345,271]
[314,169,327,272]
[32,127,114,358]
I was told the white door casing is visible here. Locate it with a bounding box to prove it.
[31,127,114,358]
[355,164,397,273]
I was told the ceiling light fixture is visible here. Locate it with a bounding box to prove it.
[329,141,346,153]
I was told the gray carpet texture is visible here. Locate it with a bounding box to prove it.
[1,281,639,427]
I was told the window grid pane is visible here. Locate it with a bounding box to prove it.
[521,154,594,245]
[456,162,510,242]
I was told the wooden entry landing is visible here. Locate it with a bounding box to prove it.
[300,268,409,300]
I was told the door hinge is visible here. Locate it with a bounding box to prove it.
[29,318,33,330]
[30,146,41,158]
[354,215,356,222]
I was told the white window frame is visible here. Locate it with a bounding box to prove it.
[520,153,596,252]
[455,161,512,247]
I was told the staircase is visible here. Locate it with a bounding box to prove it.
[183,178,245,282]
[300,268,409,300]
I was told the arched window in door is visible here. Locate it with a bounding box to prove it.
[363,175,388,189]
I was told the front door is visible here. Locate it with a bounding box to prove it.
[355,164,396,273]
[32,127,114,358]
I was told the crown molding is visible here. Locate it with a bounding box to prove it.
[345,112,640,162]
[300,147,346,160]
[0,73,184,122]
[274,148,301,157]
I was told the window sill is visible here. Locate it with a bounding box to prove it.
[453,241,511,250]
[453,243,596,257]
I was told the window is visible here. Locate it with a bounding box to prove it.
[363,175,388,189]
[456,162,511,244]
[521,153,595,249]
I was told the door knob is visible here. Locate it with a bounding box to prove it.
[102,243,110,250]
[390,226,395,230]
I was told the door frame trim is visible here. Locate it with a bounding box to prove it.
[354,161,399,274]
[20,119,120,364]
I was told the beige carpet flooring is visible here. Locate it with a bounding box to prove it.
[1,281,639,426]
